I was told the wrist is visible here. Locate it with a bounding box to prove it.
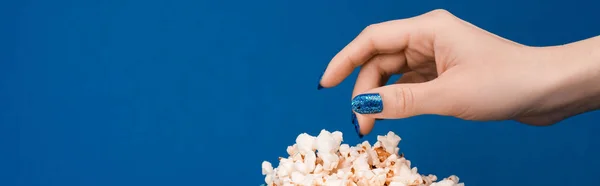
[536,36,600,111]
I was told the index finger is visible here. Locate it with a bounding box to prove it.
[319,10,448,88]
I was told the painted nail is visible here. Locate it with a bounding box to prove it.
[352,93,383,114]
[351,111,363,138]
[318,67,327,90]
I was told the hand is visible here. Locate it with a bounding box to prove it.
[318,9,600,135]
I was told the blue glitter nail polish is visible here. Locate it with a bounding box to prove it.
[352,93,383,114]
[351,112,363,138]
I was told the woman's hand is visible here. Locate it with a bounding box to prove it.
[318,9,600,136]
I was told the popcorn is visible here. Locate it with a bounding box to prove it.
[262,161,273,175]
[377,131,401,155]
[287,144,298,156]
[261,130,465,186]
[296,133,316,155]
[304,152,317,173]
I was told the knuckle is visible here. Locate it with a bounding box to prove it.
[453,105,475,120]
[394,87,415,117]
[359,24,380,55]
[346,54,360,68]
[419,9,458,33]
[428,9,452,18]
[423,9,456,24]
[363,23,381,34]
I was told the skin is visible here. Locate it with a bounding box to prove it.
[319,9,600,135]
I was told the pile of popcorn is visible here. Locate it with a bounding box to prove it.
[261,130,464,186]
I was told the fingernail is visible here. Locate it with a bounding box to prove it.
[352,93,383,114]
[352,111,363,138]
[318,67,327,90]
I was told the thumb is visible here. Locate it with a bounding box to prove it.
[351,80,450,119]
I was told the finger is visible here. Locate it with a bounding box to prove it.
[351,53,407,135]
[319,9,453,88]
[353,54,406,97]
[394,71,429,84]
[351,79,452,119]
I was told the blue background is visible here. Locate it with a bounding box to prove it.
[1,0,599,185]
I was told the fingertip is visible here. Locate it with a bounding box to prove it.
[318,67,348,89]
[354,113,374,137]
[318,64,343,89]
